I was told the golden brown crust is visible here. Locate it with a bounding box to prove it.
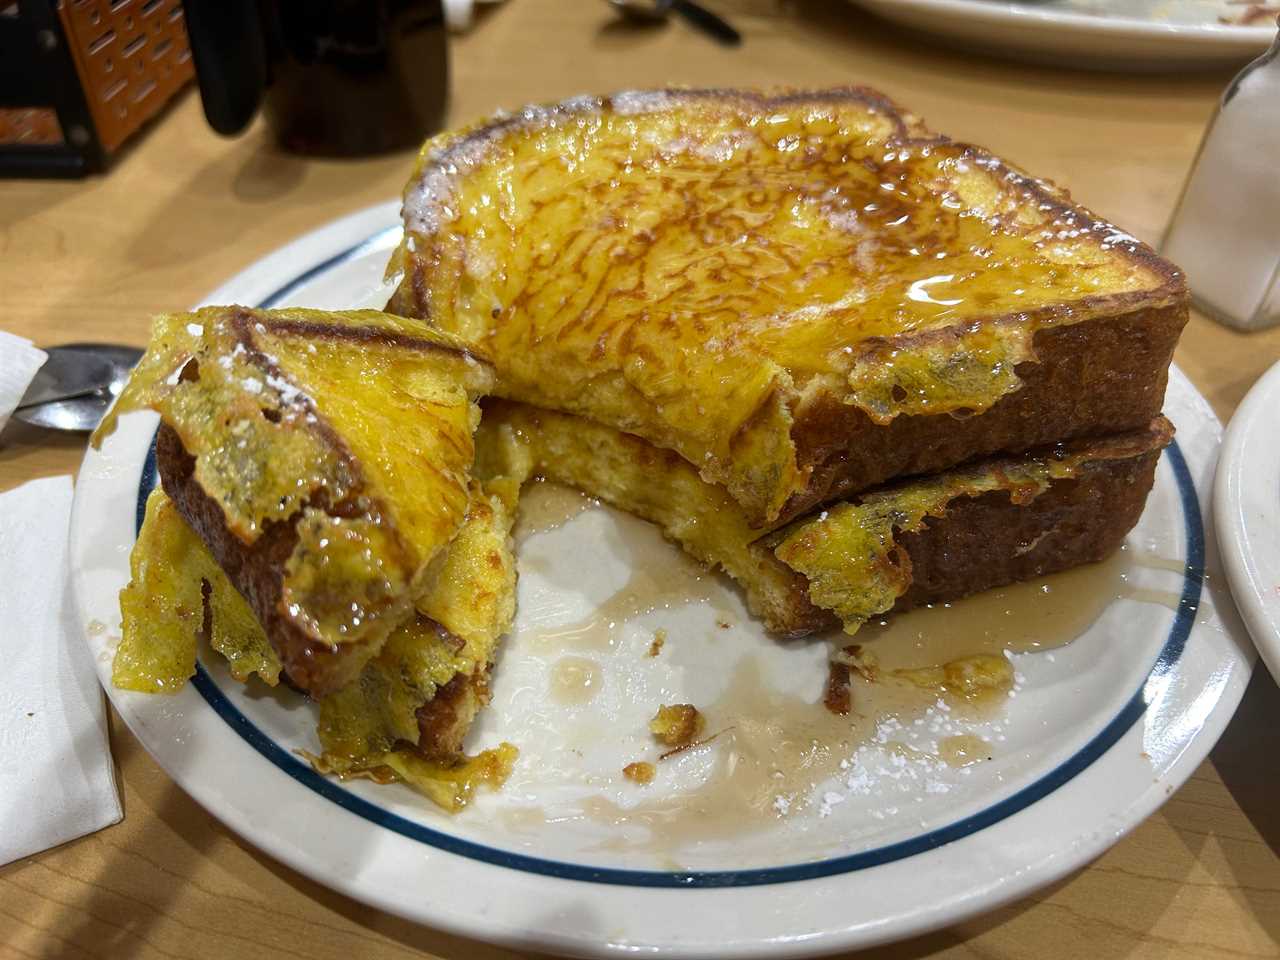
[395,86,1187,525]
[754,417,1172,634]
[782,302,1186,524]
[894,432,1166,608]
[399,87,1184,341]
[414,669,490,763]
[156,424,372,695]
[133,307,496,698]
[415,86,1182,304]
[251,314,491,365]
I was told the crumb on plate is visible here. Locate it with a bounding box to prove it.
[648,628,666,657]
[650,703,704,747]
[623,761,655,784]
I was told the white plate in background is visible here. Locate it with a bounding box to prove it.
[71,202,1255,957]
[1215,360,1280,683]
[849,0,1275,70]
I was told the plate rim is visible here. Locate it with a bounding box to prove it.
[72,201,1257,957]
[1214,359,1280,680]
[852,0,1275,42]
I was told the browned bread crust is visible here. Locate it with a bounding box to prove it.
[120,307,495,699]
[758,417,1173,635]
[896,425,1167,608]
[163,418,504,762]
[784,303,1185,523]
[157,424,363,695]
[415,669,491,762]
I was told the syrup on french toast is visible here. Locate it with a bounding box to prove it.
[389,87,1185,525]
[96,306,494,695]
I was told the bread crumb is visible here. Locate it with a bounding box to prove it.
[650,703,704,747]
[824,660,851,716]
[648,629,666,657]
[832,644,879,681]
[716,618,731,629]
[623,761,655,785]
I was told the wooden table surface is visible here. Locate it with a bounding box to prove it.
[2,2,1278,957]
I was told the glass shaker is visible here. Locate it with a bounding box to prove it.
[1162,22,1280,332]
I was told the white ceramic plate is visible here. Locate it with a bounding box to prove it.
[1215,360,1280,683]
[71,202,1256,957]
[848,0,1275,70]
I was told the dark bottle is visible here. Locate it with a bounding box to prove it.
[183,0,449,157]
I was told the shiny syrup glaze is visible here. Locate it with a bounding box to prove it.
[392,91,1182,520]
[404,93,1171,357]
[101,306,492,685]
[548,656,604,706]
[512,480,595,542]
[853,547,1133,668]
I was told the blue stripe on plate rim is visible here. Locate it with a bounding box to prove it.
[134,230,1204,889]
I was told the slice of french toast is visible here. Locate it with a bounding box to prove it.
[313,476,520,788]
[475,399,1172,637]
[96,306,494,696]
[116,484,518,811]
[389,87,1187,527]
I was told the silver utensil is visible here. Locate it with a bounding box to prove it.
[606,0,742,46]
[14,343,144,432]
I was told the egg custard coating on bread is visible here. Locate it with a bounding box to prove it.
[96,306,494,696]
[389,86,1186,526]
[116,483,518,811]
[475,399,1172,637]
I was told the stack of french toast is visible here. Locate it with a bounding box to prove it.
[98,87,1188,809]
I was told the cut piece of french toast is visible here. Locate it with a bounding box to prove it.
[313,475,521,810]
[116,484,518,811]
[96,306,494,696]
[389,86,1187,527]
[475,399,1172,637]
[115,487,283,694]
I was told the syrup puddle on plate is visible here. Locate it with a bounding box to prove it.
[495,495,1187,860]
[517,483,738,655]
[513,479,595,542]
[548,656,604,706]
[853,546,1133,669]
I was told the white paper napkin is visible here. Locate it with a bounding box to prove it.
[0,331,47,436]
[0,476,122,866]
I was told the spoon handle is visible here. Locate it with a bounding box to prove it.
[669,0,741,45]
[15,385,107,411]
